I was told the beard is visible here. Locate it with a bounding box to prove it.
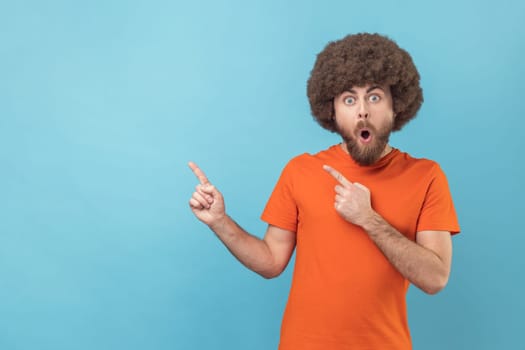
[337,119,393,166]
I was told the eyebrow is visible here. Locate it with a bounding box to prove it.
[347,86,384,94]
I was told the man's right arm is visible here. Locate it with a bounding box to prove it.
[210,217,296,278]
[188,162,296,279]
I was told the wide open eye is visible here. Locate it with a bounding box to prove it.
[344,96,356,105]
[369,94,381,103]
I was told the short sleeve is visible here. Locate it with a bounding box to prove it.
[260,160,298,232]
[416,165,460,235]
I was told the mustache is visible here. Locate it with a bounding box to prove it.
[355,120,377,135]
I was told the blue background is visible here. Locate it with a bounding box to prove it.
[1,0,523,349]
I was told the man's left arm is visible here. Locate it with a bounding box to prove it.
[363,212,451,294]
[323,165,453,295]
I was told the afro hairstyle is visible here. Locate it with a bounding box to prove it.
[307,33,423,132]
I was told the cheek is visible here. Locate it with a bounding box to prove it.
[371,106,395,123]
[334,117,353,134]
[335,122,357,141]
[334,109,357,126]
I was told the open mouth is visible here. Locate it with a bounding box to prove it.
[359,129,371,142]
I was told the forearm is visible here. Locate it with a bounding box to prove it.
[362,212,449,294]
[209,215,278,278]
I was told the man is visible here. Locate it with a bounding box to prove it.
[188,33,460,349]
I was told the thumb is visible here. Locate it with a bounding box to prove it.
[353,182,369,192]
[201,183,219,196]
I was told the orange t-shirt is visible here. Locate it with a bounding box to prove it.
[261,145,460,350]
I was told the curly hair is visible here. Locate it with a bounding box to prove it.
[307,33,423,132]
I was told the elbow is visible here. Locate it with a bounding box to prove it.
[260,272,278,279]
[259,267,284,279]
[257,261,286,279]
[421,274,449,295]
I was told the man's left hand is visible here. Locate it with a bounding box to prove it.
[323,165,375,227]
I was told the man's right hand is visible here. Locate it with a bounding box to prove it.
[188,161,226,227]
[188,161,296,279]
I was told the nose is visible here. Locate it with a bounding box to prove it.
[358,102,369,119]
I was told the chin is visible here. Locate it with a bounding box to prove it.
[345,141,385,166]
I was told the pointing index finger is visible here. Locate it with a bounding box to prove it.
[323,165,352,186]
[188,161,210,185]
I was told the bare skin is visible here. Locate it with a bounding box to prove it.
[189,84,453,294]
[327,85,452,294]
[189,161,451,293]
[188,162,296,278]
[323,165,452,294]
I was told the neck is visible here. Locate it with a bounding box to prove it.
[380,144,393,158]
